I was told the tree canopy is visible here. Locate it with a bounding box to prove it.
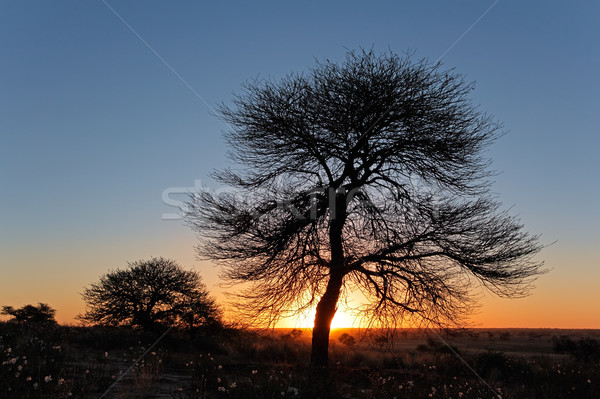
[1,303,57,325]
[186,49,543,366]
[78,257,220,330]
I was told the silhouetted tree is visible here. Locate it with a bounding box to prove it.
[78,257,220,330]
[339,332,356,347]
[1,303,57,325]
[186,49,543,367]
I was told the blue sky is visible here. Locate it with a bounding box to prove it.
[1,1,598,326]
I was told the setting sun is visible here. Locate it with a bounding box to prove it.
[282,307,359,329]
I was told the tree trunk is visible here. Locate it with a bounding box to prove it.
[311,270,344,367]
[310,189,347,368]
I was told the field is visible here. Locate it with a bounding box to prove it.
[1,322,599,398]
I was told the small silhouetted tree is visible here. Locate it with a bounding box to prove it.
[339,332,356,348]
[1,303,57,325]
[185,49,543,367]
[78,257,220,330]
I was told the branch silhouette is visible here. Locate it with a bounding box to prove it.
[185,49,544,368]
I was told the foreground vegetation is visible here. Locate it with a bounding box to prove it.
[1,322,598,398]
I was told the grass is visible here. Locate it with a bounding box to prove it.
[1,322,599,398]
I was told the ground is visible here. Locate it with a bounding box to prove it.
[1,322,599,398]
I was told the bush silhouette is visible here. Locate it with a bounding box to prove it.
[1,303,57,325]
[78,257,220,331]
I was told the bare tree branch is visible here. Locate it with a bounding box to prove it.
[185,49,544,367]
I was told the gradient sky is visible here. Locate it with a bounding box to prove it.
[1,1,598,328]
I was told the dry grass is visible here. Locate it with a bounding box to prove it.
[1,323,599,398]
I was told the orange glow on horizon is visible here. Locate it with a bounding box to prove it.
[3,256,599,329]
[278,307,361,329]
[3,299,600,330]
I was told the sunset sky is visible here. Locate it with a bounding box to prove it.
[1,1,598,328]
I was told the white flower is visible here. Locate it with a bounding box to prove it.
[230,382,237,388]
[44,375,52,383]
[218,365,222,369]
[218,386,226,392]
[252,369,258,374]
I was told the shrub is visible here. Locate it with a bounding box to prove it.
[78,257,221,331]
[1,303,57,326]
[339,333,356,347]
